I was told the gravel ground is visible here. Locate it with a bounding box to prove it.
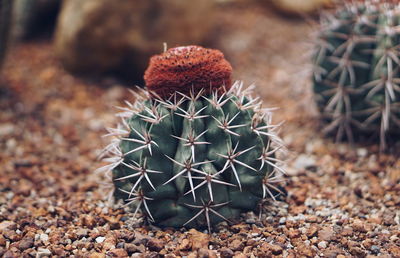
[0,2,399,257]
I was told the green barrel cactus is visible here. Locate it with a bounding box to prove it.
[313,1,400,149]
[98,46,285,231]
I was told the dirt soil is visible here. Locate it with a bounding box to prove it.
[0,2,399,257]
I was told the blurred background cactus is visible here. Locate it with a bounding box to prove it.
[12,0,61,40]
[313,1,400,150]
[0,0,13,72]
[99,46,285,231]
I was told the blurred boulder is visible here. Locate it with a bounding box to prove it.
[269,0,332,15]
[0,0,12,71]
[54,0,216,83]
[12,0,61,40]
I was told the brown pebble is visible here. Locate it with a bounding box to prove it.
[270,244,283,255]
[107,248,128,257]
[188,229,209,250]
[147,238,164,252]
[0,234,6,246]
[306,215,318,223]
[187,252,197,258]
[290,205,307,214]
[352,219,368,233]
[288,229,301,239]
[76,228,88,238]
[3,250,19,258]
[220,247,234,258]
[341,226,353,236]
[2,230,21,242]
[18,237,34,250]
[124,243,140,254]
[198,248,217,258]
[178,238,191,251]
[389,244,400,257]
[273,238,284,246]
[164,254,178,258]
[349,246,365,256]
[49,232,62,245]
[65,244,73,251]
[229,239,244,251]
[362,239,373,249]
[89,252,105,258]
[347,240,365,256]
[291,188,308,205]
[0,221,17,232]
[297,243,315,257]
[82,215,96,228]
[368,216,382,224]
[102,235,117,251]
[383,211,396,226]
[51,247,65,256]
[318,227,335,241]
[322,248,342,257]
[306,226,318,238]
[243,245,252,254]
[103,216,121,230]
[246,239,256,246]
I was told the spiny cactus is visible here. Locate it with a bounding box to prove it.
[313,0,400,150]
[98,46,285,232]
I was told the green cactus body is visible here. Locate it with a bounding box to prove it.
[99,82,284,231]
[313,1,400,149]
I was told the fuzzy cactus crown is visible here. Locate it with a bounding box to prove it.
[144,45,233,98]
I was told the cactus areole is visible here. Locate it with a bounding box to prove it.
[99,45,285,231]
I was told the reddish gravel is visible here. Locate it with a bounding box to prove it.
[0,2,399,257]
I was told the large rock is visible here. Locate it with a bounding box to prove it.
[269,0,332,15]
[54,0,215,83]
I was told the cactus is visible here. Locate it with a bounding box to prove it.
[313,1,400,150]
[98,46,285,232]
[0,0,13,71]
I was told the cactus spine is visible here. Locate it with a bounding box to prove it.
[313,1,400,149]
[98,46,285,231]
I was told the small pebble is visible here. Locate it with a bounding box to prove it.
[37,248,51,257]
[371,245,380,254]
[318,241,327,249]
[40,234,49,242]
[95,236,105,243]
